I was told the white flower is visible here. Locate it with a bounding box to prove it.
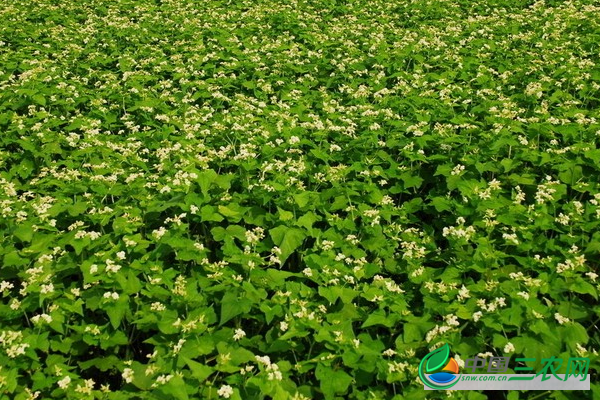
[586,272,598,281]
[31,313,52,325]
[218,384,234,398]
[173,339,186,354]
[0,281,14,292]
[517,291,530,300]
[40,283,54,294]
[502,232,519,245]
[445,314,460,327]
[57,375,71,389]
[457,285,470,301]
[155,374,173,385]
[122,368,134,383]
[525,82,543,98]
[555,213,570,225]
[152,227,167,240]
[145,364,159,376]
[255,355,271,366]
[75,378,94,395]
[451,164,465,176]
[533,310,544,319]
[9,299,21,310]
[233,329,246,341]
[245,227,265,244]
[383,348,397,357]
[454,354,465,368]
[555,313,570,325]
[576,343,588,357]
[504,342,515,353]
[105,260,122,274]
[103,292,119,300]
[321,240,335,251]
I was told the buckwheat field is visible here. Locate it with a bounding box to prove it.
[0,0,599,399]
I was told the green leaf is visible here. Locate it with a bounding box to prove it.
[220,290,252,325]
[32,94,46,106]
[569,280,598,300]
[68,201,88,217]
[318,286,357,304]
[316,363,353,398]
[218,205,241,219]
[162,375,189,400]
[468,392,488,400]
[558,165,582,185]
[197,169,217,196]
[584,149,600,164]
[13,224,33,242]
[500,158,515,173]
[121,270,142,295]
[17,158,34,179]
[242,281,267,303]
[269,226,306,264]
[400,171,423,189]
[310,148,330,162]
[182,357,214,381]
[3,251,27,267]
[277,207,294,221]
[215,173,235,190]
[563,322,589,345]
[294,192,312,208]
[79,356,121,372]
[585,241,600,255]
[211,226,227,241]
[102,330,129,348]
[430,197,453,212]
[434,164,452,177]
[217,203,248,222]
[361,310,393,328]
[403,323,423,343]
[200,205,224,222]
[106,296,128,329]
[296,211,319,231]
[259,303,283,324]
[226,225,247,241]
[265,269,297,287]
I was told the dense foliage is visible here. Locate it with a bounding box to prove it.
[1,0,599,398]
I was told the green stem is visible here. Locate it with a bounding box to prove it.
[528,390,551,400]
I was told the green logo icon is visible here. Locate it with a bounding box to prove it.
[419,343,460,390]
